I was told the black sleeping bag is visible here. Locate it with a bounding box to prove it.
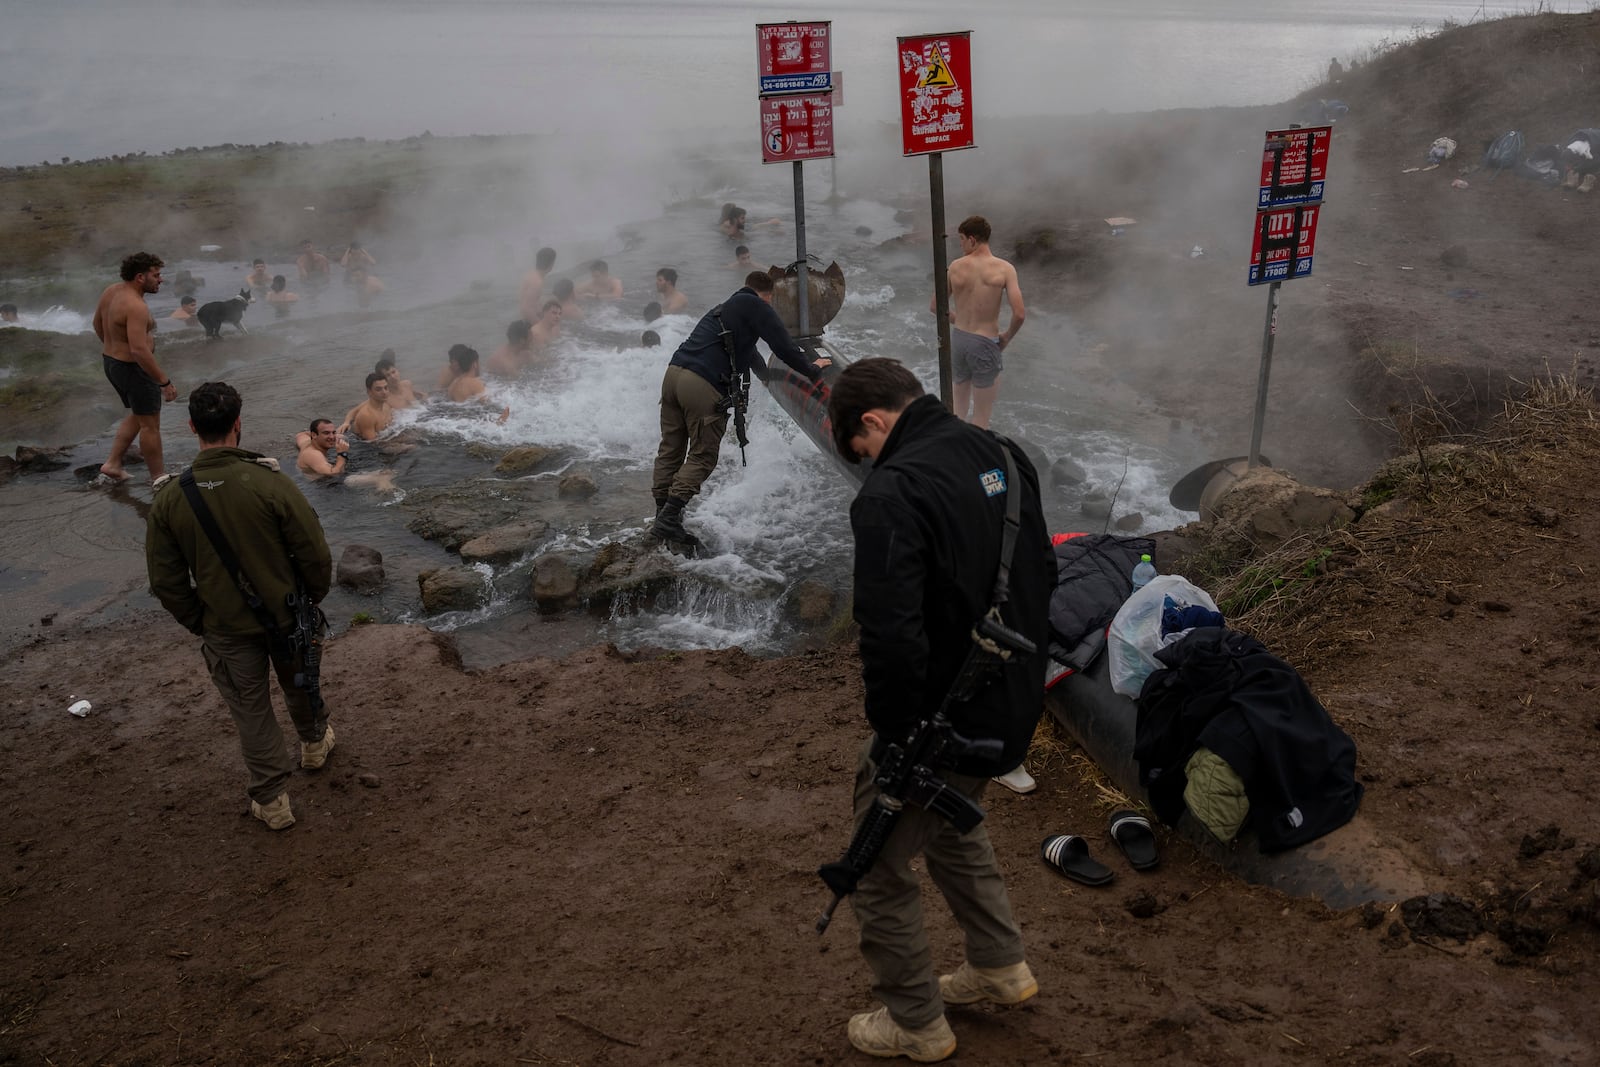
[1047,534,1153,669]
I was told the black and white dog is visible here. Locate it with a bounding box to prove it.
[197,288,253,338]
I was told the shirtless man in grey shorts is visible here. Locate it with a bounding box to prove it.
[932,215,1026,429]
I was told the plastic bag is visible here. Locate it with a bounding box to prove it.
[1107,574,1220,698]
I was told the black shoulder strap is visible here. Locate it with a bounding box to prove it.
[988,434,1024,611]
[179,469,281,639]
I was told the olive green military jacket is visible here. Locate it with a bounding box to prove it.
[145,447,332,638]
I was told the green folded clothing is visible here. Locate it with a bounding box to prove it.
[1184,747,1250,843]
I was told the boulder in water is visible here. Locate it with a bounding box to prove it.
[531,553,582,614]
[14,445,71,473]
[788,579,836,626]
[558,473,598,500]
[459,520,550,565]
[337,545,386,593]
[495,445,556,475]
[1050,457,1088,488]
[417,567,487,614]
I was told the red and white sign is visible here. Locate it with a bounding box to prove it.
[1257,125,1332,207]
[1248,204,1321,284]
[760,93,834,164]
[897,32,973,156]
[757,22,832,94]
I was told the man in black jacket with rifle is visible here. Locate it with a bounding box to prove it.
[146,382,336,832]
[822,358,1056,1062]
[648,271,829,547]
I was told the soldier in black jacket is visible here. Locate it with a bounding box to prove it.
[648,271,828,544]
[827,358,1056,1062]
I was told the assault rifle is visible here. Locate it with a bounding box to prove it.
[710,305,751,467]
[284,585,330,714]
[815,608,1036,935]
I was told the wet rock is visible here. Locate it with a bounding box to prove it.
[1080,487,1113,520]
[0,455,15,484]
[337,544,385,593]
[14,445,71,472]
[417,567,487,614]
[404,483,544,552]
[459,520,550,565]
[531,554,581,613]
[1050,457,1088,488]
[790,580,836,625]
[1400,893,1482,941]
[558,473,598,500]
[583,543,679,608]
[1113,512,1144,532]
[494,445,556,475]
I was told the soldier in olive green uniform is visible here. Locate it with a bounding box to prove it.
[146,382,336,831]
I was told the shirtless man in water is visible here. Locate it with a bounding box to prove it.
[576,259,624,302]
[376,352,422,408]
[297,418,396,490]
[519,246,556,323]
[655,267,689,315]
[444,345,511,424]
[528,300,563,352]
[95,252,177,482]
[487,319,537,377]
[932,215,1025,429]
[339,372,394,441]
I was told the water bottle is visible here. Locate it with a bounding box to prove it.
[1131,554,1157,591]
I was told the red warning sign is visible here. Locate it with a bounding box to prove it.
[1247,203,1321,284]
[897,32,973,157]
[760,92,834,164]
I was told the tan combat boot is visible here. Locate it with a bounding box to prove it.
[846,1007,956,1062]
[939,960,1039,1006]
[250,792,295,830]
[301,723,336,770]
[1580,173,1597,194]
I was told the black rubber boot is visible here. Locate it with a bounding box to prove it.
[650,496,693,542]
[652,493,668,521]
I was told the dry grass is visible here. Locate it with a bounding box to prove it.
[1181,369,1596,666]
[1027,713,1140,815]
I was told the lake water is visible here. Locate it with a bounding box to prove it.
[1,0,1586,658]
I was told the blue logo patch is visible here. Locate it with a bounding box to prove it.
[980,468,1006,497]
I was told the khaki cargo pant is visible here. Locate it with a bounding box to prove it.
[202,632,326,805]
[850,736,1026,1029]
[651,365,727,501]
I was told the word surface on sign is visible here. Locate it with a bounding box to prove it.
[1247,204,1320,284]
[897,32,973,156]
[760,92,834,164]
[758,22,832,94]
[1258,125,1332,208]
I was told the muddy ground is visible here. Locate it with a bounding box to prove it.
[4,12,1600,1066]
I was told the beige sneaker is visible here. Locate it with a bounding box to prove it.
[939,960,1039,1007]
[846,1007,956,1062]
[250,792,295,831]
[300,723,336,770]
[1581,174,1597,194]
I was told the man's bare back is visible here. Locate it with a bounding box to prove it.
[933,216,1026,429]
[518,268,547,322]
[947,246,1024,345]
[95,254,177,481]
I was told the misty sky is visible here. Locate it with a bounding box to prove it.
[1,0,1593,165]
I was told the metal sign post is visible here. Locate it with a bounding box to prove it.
[898,32,974,410]
[757,21,834,342]
[1245,124,1333,468]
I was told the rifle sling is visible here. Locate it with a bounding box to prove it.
[987,437,1024,611]
[178,469,283,642]
[709,304,747,397]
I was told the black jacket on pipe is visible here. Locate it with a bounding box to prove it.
[1134,627,1363,852]
[1047,533,1154,661]
[667,287,821,394]
[850,396,1057,778]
